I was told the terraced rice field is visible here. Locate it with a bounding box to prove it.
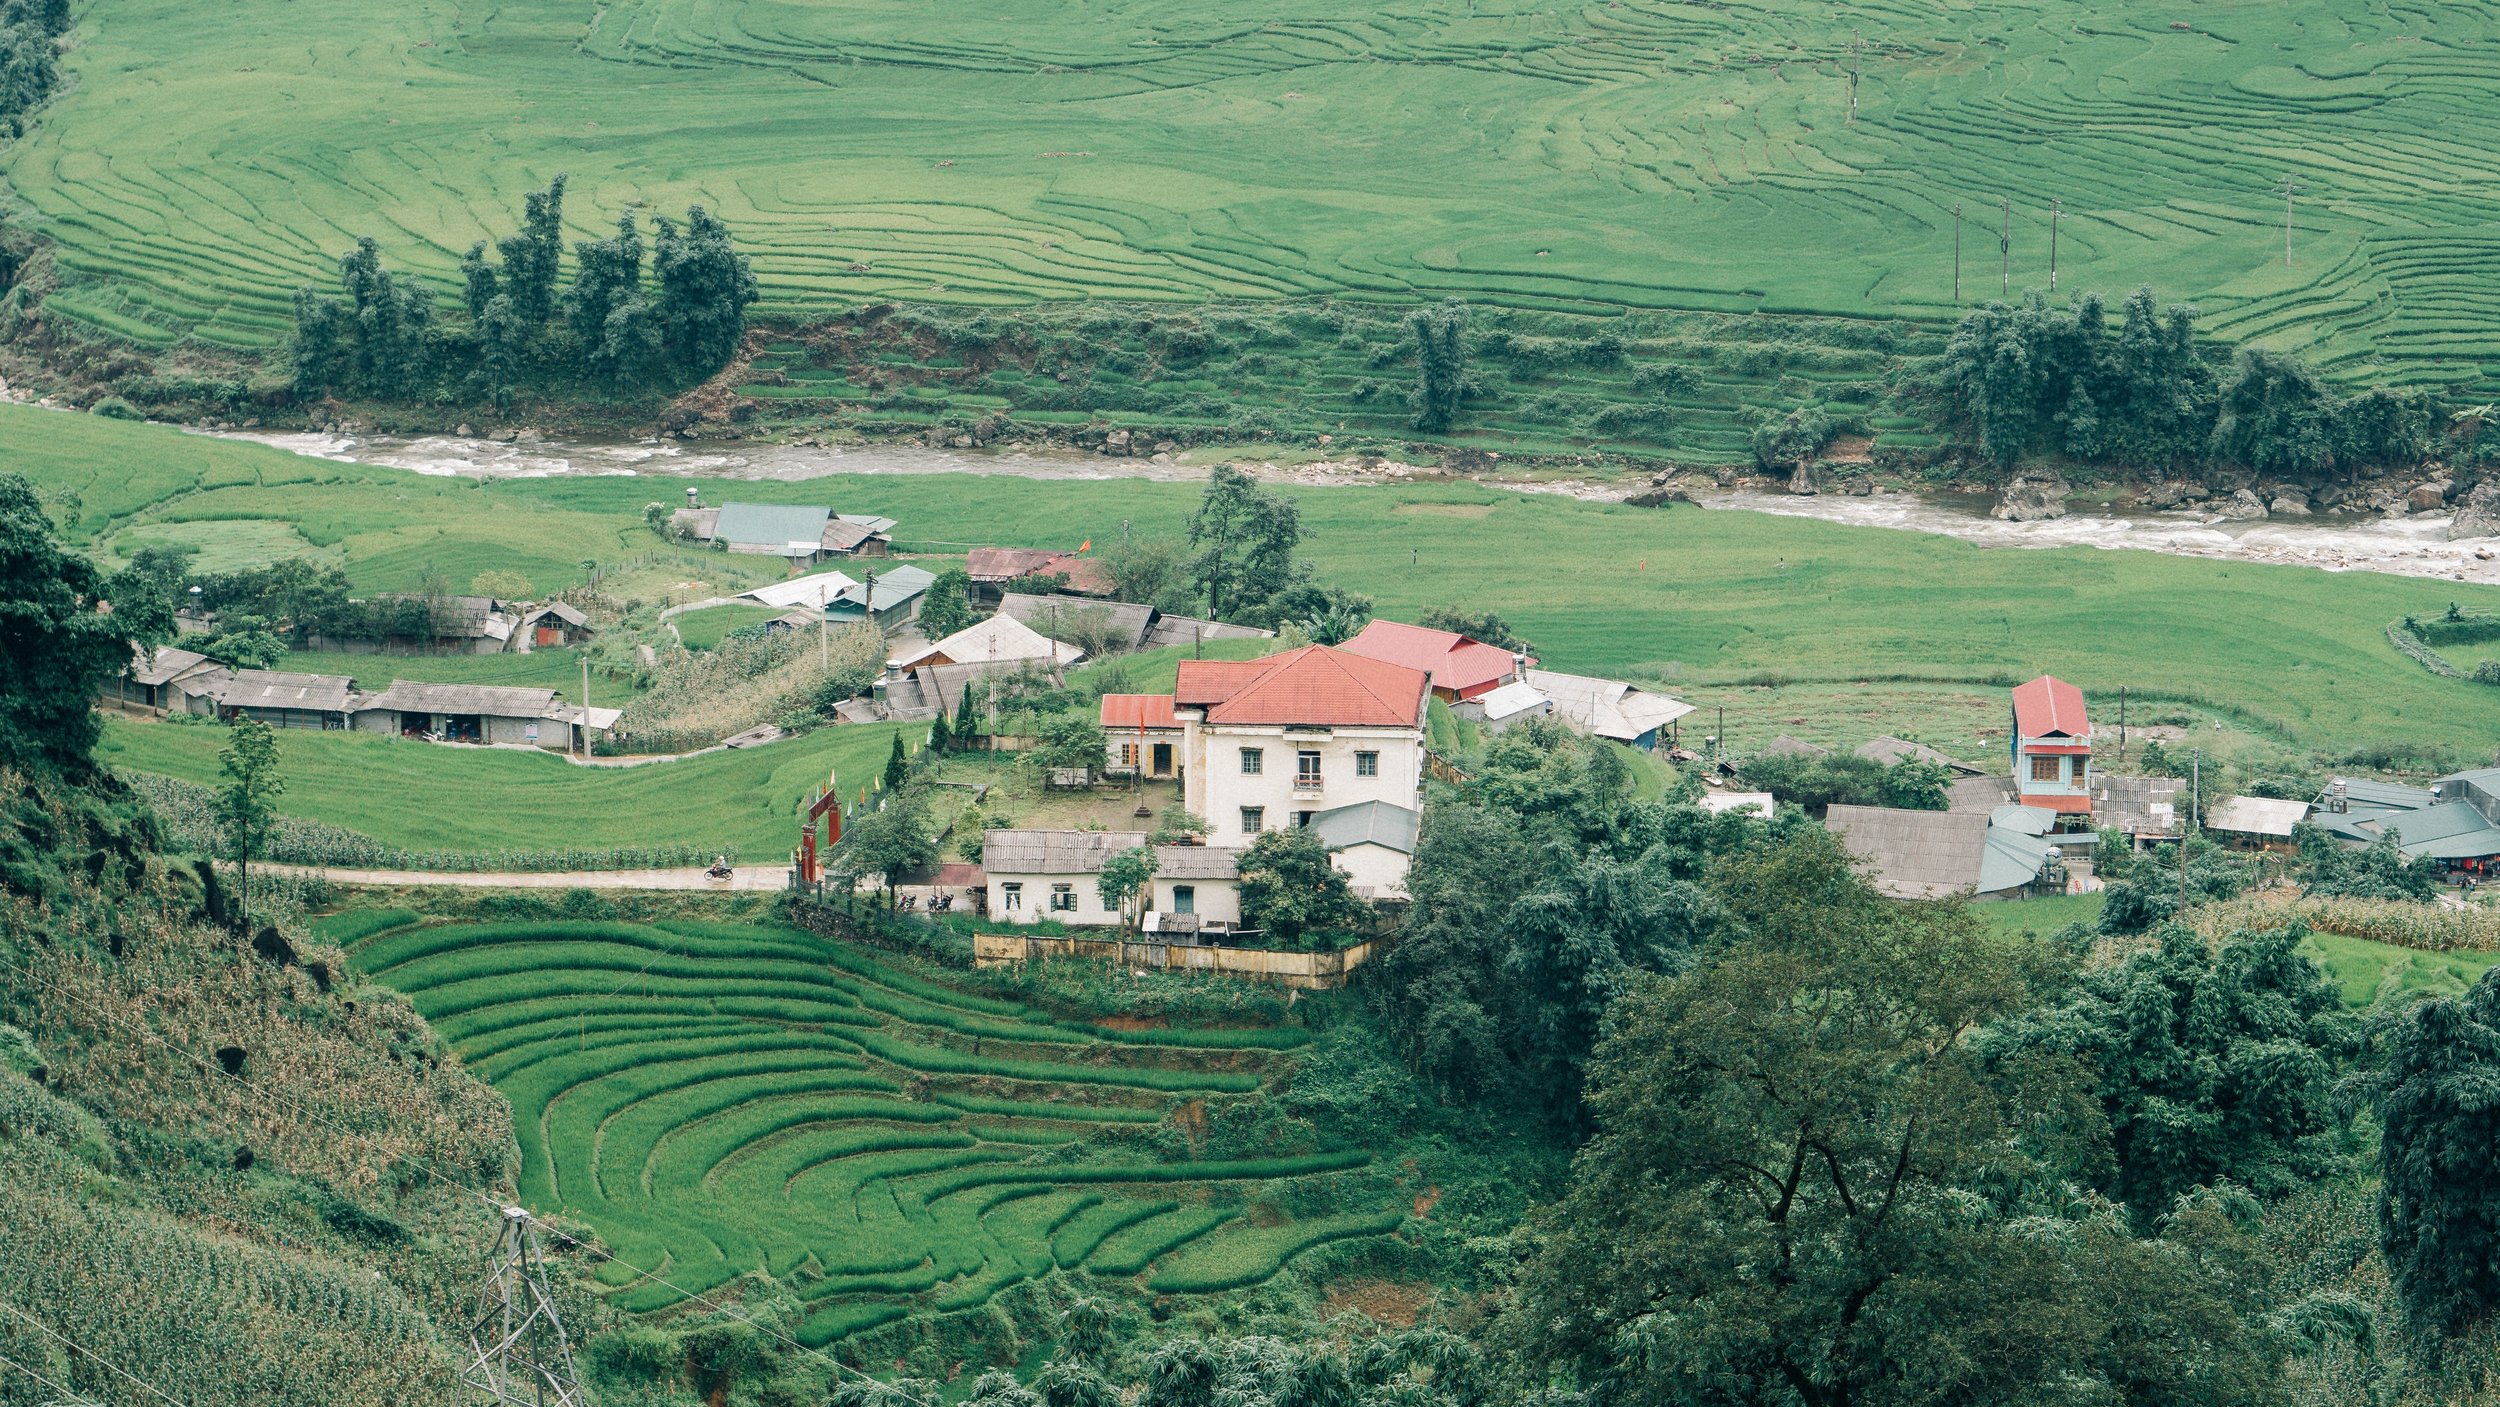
[348,918,1405,1344]
[22,0,2500,387]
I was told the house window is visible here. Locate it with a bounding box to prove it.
[1355,750,1379,777]
[1172,885,1195,915]
[1296,750,1322,785]
[1294,811,1314,828]
[1050,884,1078,912]
[2030,755,2062,783]
[1240,806,1264,834]
[1001,882,1023,911]
[1240,747,1264,775]
[1120,742,1139,766]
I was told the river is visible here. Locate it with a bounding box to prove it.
[221,427,2500,586]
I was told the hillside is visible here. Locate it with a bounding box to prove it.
[16,0,2500,391]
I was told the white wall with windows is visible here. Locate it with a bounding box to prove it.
[984,869,1124,927]
[1182,722,1424,846]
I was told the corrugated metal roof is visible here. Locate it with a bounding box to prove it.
[965,548,1065,582]
[1856,735,1959,769]
[892,614,1084,671]
[1306,801,1421,855]
[1154,845,1242,879]
[524,601,590,628]
[710,502,831,549]
[839,565,936,610]
[128,644,217,687]
[1826,804,2053,899]
[1757,734,1831,760]
[1475,679,1550,723]
[1947,774,2018,814]
[1340,619,1526,694]
[2094,773,2183,837]
[982,829,1149,875]
[2011,675,2090,740]
[1523,669,1692,740]
[742,569,861,610]
[2206,796,2311,837]
[356,682,560,718]
[1179,645,1429,728]
[1142,615,1274,650]
[212,669,357,713]
[1000,592,1153,649]
[2359,801,2500,860]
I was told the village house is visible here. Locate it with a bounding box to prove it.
[2204,795,2312,852]
[516,602,595,650]
[304,593,518,655]
[1825,803,2064,901]
[889,613,1084,674]
[826,566,937,633]
[1001,593,1156,653]
[671,499,895,564]
[2010,674,2093,816]
[1100,692,1184,781]
[349,682,574,747]
[965,547,1114,599]
[1339,619,1528,702]
[1142,613,1273,652]
[2313,772,2500,877]
[980,830,1244,931]
[1460,667,1694,749]
[115,644,226,715]
[1169,646,1430,844]
[1303,800,1421,900]
[207,669,359,730]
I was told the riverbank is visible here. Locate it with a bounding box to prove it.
[216,421,2500,587]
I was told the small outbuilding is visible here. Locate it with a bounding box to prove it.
[890,613,1084,673]
[517,601,595,650]
[1304,800,1421,901]
[1825,803,2062,901]
[2204,795,2312,852]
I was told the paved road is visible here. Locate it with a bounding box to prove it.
[260,863,787,891]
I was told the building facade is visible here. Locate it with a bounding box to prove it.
[2009,674,2093,815]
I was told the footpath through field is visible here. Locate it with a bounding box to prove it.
[258,862,785,891]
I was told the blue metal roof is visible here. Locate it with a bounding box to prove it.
[712,502,831,548]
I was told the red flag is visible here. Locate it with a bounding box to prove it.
[1078,538,1092,553]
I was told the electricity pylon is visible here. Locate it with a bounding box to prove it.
[464,1208,589,1407]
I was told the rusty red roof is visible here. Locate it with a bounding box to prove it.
[963,547,1114,595]
[1100,693,1179,729]
[2011,675,2090,741]
[1176,645,1428,727]
[1340,619,1528,695]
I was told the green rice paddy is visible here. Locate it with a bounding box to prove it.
[19,0,2500,385]
[346,917,1405,1344]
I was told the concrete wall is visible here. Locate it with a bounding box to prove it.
[1329,842,1411,901]
[985,869,1123,926]
[973,931,1379,990]
[1183,721,1425,846]
[1150,874,1241,924]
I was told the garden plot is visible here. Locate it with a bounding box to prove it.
[348,918,1403,1345]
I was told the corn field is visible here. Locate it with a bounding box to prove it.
[2193,894,2500,953]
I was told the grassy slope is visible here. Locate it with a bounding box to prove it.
[28,407,2500,758]
[97,715,910,857]
[21,0,2500,384]
[2300,929,2500,1007]
[672,602,787,650]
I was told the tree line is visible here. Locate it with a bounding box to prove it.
[291,175,758,408]
[1938,285,2438,477]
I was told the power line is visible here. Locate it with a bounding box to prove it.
[0,1343,97,1406]
[0,1300,190,1407]
[0,951,942,1407]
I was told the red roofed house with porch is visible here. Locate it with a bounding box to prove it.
[2010,674,2093,815]
[1338,619,1530,703]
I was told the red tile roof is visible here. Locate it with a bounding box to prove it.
[1340,619,1528,695]
[2011,675,2090,741]
[1176,645,1428,727]
[1173,659,1272,706]
[1100,693,1179,729]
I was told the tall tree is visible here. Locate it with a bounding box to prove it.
[913,567,976,642]
[569,212,656,384]
[1186,465,1302,622]
[217,719,285,935]
[289,285,348,394]
[1407,298,1467,434]
[496,173,567,329]
[652,205,759,374]
[2379,967,2500,1339]
[1236,827,1366,947]
[1980,924,2353,1221]
[334,237,432,398]
[459,241,500,323]
[1517,851,2289,1407]
[0,473,158,770]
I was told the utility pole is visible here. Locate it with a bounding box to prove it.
[1846,28,1861,124]
[2048,196,2060,293]
[578,656,590,761]
[817,580,829,669]
[463,1208,589,1407]
[2118,686,2127,766]
[1999,197,2012,298]
[1952,201,1963,304]
[2278,174,2300,265]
